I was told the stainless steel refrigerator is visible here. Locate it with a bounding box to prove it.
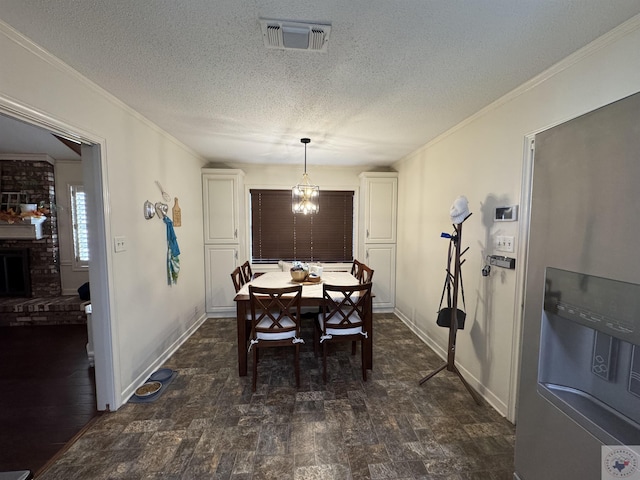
[514,91,640,479]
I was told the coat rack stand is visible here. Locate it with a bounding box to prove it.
[419,215,482,405]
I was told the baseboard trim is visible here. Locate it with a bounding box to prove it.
[119,313,208,407]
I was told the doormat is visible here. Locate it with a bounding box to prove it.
[128,368,177,404]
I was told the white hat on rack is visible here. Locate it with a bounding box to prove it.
[449,196,470,224]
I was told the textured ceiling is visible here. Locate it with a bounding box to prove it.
[1,1,640,166]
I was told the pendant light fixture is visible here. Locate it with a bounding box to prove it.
[292,138,319,214]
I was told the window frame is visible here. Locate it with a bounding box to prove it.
[69,183,89,268]
[249,189,355,265]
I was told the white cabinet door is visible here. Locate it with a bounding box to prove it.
[202,172,242,244]
[205,245,238,314]
[361,174,397,243]
[365,244,396,310]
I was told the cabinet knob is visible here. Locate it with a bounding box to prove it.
[234,229,238,238]
[366,229,369,238]
[234,251,238,259]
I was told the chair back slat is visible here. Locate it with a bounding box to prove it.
[230,266,245,293]
[351,259,363,279]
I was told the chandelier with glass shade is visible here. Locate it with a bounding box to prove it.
[291,138,319,214]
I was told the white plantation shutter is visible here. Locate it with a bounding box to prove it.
[70,185,89,264]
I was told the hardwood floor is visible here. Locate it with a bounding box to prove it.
[0,324,97,474]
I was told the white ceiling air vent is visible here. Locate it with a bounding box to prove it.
[259,19,331,52]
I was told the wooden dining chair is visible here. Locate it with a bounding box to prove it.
[348,260,373,354]
[248,284,303,392]
[315,282,372,383]
[231,266,255,346]
[352,261,374,355]
[230,266,245,293]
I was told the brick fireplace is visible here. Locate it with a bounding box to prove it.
[0,158,87,326]
[0,159,60,296]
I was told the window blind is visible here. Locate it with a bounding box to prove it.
[70,185,90,263]
[250,189,354,264]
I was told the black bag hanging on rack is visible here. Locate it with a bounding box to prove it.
[436,307,466,329]
[435,238,466,329]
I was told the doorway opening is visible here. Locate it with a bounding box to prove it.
[0,107,113,473]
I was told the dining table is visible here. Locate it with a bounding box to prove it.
[233,270,373,377]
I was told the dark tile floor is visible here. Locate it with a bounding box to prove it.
[37,314,515,480]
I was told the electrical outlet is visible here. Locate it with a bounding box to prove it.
[114,236,126,253]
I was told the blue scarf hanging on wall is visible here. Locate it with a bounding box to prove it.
[163,216,180,285]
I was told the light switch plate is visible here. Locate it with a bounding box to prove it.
[114,236,126,253]
[503,236,514,252]
[496,235,515,252]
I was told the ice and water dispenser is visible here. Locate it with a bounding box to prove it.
[538,267,640,445]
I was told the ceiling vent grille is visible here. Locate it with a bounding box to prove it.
[260,19,331,52]
[266,25,282,47]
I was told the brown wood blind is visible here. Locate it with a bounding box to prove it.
[250,189,354,264]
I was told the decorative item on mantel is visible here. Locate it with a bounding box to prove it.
[0,202,48,239]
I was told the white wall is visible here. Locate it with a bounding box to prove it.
[393,17,640,418]
[0,21,207,409]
